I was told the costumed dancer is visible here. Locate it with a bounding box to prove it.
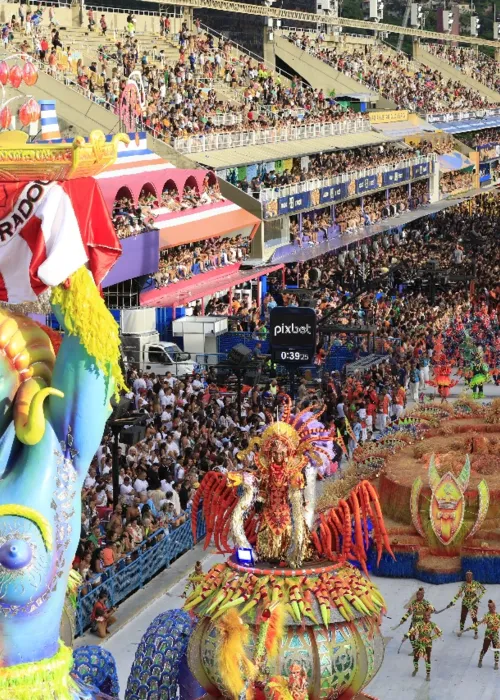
[460,599,500,670]
[182,560,204,598]
[445,570,486,638]
[392,587,435,656]
[469,349,490,399]
[404,608,442,681]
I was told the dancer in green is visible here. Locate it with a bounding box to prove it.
[405,608,442,681]
[392,587,435,655]
[460,600,500,670]
[445,571,486,638]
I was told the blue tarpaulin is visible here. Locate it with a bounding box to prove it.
[438,151,473,172]
[438,116,500,134]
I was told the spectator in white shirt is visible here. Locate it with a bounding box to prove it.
[84,467,97,490]
[164,372,175,388]
[133,371,147,394]
[120,476,135,505]
[133,469,149,494]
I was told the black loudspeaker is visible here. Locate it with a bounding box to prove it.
[243,368,261,386]
[109,396,132,422]
[215,366,232,385]
[308,267,320,283]
[228,343,252,367]
[120,425,146,446]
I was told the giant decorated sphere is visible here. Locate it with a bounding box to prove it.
[186,560,385,699]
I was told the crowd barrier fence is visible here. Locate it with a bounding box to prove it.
[75,511,206,637]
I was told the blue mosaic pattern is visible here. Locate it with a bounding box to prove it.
[72,646,120,698]
[125,609,196,700]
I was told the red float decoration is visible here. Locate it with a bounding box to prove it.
[0,61,8,86]
[22,61,38,87]
[0,106,12,130]
[26,97,41,123]
[8,65,22,89]
[18,102,31,127]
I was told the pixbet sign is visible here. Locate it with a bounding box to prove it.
[273,321,313,336]
[269,307,317,364]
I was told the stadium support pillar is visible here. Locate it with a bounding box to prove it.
[429,164,440,203]
[263,27,277,71]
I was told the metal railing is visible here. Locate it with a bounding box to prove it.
[210,112,243,126]
[75,510,206,637]
[258,154,436,203]
[173,117,372,154]
[85,4,183,18]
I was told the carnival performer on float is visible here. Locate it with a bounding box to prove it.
[459,599,500,670]
[404,608,442,681]
[469,349,491,399]
[444,570,486,637]
[392,587,436,656]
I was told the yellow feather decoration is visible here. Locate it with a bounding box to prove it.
[265,601,286,659]
[51,266,126,397]
[215,609,256,699]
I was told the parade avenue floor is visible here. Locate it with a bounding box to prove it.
[102,553,500,700]
[89,380,500,700]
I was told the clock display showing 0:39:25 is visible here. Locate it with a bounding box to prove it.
[277,350,311,361]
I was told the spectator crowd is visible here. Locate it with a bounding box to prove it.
[10,17,368,148]
[288,33,495,114]
[459,128,500,162]
[75,193,499,625]
[112,179,224,239]
[236,143,421,196]
[153,234,250,287]
[286,179,429,245]
[426,44,500,96]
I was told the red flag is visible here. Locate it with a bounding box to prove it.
[0,177,120,303]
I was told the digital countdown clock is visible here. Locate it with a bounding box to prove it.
[269,307,316,365]
[272,349,313,362]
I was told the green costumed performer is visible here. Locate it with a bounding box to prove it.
[404,608,442,681]
[445,570,486,638]
[460,599,500,670]
[392,587,436,656]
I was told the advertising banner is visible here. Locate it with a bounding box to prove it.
[480,162,491,184]
[319,182,349,204]
[382,167,410,186]
[356,174,381,194]
[426,107,500,124]
[269,306,317,364]
[412,162,430,178]
[369,110,408,124]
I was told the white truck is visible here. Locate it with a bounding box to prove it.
[121,331,196,377]
[119,309,196,378]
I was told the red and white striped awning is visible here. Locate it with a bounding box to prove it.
[95,133,261,245]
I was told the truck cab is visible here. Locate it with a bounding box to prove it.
[144,341,195,377]
[121,331,197,379]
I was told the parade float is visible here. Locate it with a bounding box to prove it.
[172,399,394,700]
[0,57,131,694]
[0,99,394,697]
[347,400,500,584]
